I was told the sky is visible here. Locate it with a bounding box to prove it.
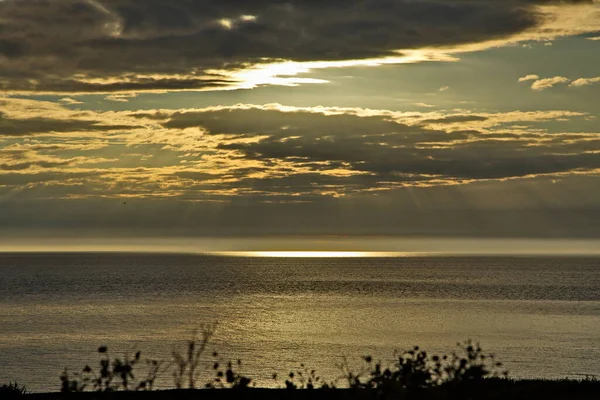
[1,0,600,249]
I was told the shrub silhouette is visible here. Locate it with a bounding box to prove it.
[206,356,252,389]
[281,364,332,389]
[340,340,507,396]
[0,381,27,398]
[60,346,161,392]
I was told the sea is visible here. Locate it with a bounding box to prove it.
[0,253,599,392]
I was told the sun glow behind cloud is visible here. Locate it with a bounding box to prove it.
[210,3,600,92]
[217,49,459,89]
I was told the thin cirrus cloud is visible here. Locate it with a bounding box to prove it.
[0,0,599,94]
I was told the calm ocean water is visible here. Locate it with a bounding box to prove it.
[1,253,599,392]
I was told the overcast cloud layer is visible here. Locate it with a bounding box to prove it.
[1,1,599,239]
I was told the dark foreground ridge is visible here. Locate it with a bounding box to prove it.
[21,380,600,400]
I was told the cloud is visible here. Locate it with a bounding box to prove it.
[58,97,83,105]
[530,76,570,90]
[414,103,435,108]
[518,74,540,82]
[0,0,598,94]
[203,107,598,183]
[3,98,598,205]
[0,115,134,136]
[520,74,600,90]
[105,93,138,102]
[569,77,600,87]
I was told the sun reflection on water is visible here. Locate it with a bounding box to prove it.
[214,251,414,257]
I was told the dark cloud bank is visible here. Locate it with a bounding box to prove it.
[0,0,595,93]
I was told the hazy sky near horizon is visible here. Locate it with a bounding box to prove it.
[1,0,600,240]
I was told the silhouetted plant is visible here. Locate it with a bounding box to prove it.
[171,324,216,389]
[139,358,163,391]
[57,336,510,394]
[60,346,161,392]
[371,346,437,390]
[441,340,507,384]
[0,382,27,398]
[206,355,252,389]
[282,364,333,389]
[60,369,87,393]
[341,340,507,396]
